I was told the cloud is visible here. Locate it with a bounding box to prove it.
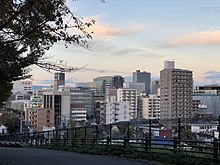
[89,22,144,38]
[80,14,145,38]
[203,70,220,83]
[164,30,220,47]
[201,6,220,12]
[82,67,130,75]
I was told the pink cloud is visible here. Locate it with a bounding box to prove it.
[167,30,220,46]
[87,22,144,38]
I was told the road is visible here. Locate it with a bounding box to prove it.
[0,147,161,165]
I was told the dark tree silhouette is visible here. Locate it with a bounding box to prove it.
[0,0,96,105]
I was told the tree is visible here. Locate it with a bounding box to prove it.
[0,0,96,106]
[0,108,20,134]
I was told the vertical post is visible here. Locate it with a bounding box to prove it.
[213,138,218,163]
[109,123,112,139]
[149,119,152,148]
[127,122,130,139]
[66,128,69,145]
[84,127,87,145]
[96,125,98,140]
[173,137,177,154]
[218,115,220,142]
[178,118,181,141]
[145,137,149,151]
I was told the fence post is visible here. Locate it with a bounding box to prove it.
[127,122,130,139]
[109,124,112,139]
[218,115,220,142]
[150,119,152,148]
[107,136,111,147]
[173,137,177,154]
[84,127,87,145]
[145,137,149,151]
[178,118,181,140]
[123,136,127,148]
[96,125,98,140]
[213,138,218,164]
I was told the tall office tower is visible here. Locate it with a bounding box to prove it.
[133,70,151,94]
[113,75,124,89]
[92,76,113,95]
[54,72,65,90]
[160,61,193,129]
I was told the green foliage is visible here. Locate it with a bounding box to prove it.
[0,108,20,134]
[0,0,95,105]
[35,143,217,165]
[181,129,197,141]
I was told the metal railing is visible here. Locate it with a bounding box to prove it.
[0,124,220,164]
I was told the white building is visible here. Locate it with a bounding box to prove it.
[43,89,71,128]
[117,88,138,119]
[142,94,160,120]
[71,104,87,126]
[106,101,130,124]
[12,79,33,94]
[191,121,218,136]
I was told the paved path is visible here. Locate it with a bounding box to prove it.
[0,147,160,165]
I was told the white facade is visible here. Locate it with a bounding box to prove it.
[142,94,160,119]
[164,61,175,69]
[106,101,130,124]
[191,122,218,136]
[10,100,30,111]
[117,88,137,119]
[12,80,33,94]
[71,106,87,125]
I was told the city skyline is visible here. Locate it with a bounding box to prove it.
[30,0,220,86]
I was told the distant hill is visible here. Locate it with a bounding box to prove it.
[33,85,50,90]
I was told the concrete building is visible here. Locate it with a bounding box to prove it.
[43,89,71,128]
[12,79,33,95]
[152,80,160,95]
[113,75,124,89]
[141,94,160,120]
[194,85,220,96]
[94,94,106,124]
[191,121,218,136]
[123,82,145,95]
[25,108,55,132]
[133,70,151,94]
[106,101,130,124]
[193,95,220,120]
[70,87,94,119]
[70,104,87,126]
[160,61,193,129]
[117,88,138,120]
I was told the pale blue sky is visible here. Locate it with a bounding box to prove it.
[31,0,220,86]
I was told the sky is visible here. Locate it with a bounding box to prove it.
[30,0,220,86]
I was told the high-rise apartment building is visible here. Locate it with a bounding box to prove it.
[117,88,138,119]
[141,94,160,120]
[160,61,193,129]
[133,70,151,94]
[106,101,130,124]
